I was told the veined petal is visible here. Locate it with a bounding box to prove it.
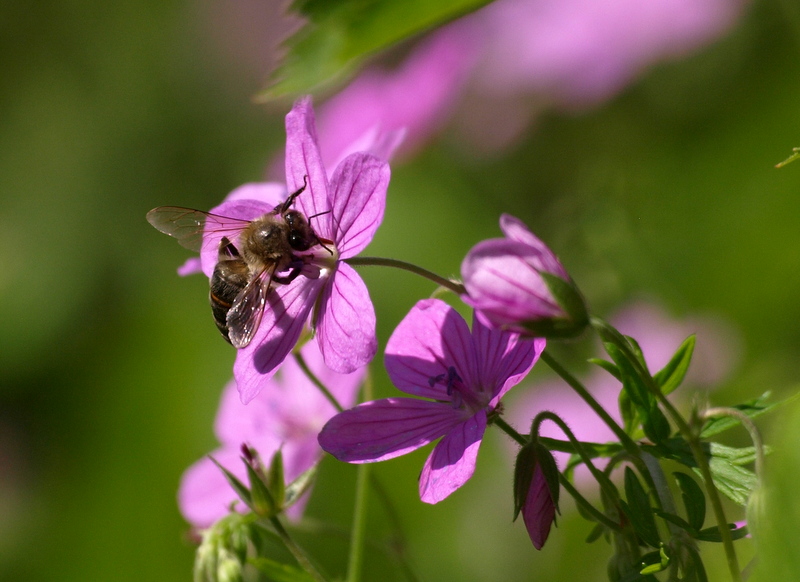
[328,153,390,257]
[523,463,556,550]
[471,313,544,405]
[285,97,333,238]
[318,398,466,463]
[233,277,326,404]
[499,214,569,278]
[419,411,486,504]
[316,262,377,373]
[385,299,479,400]
[462,238,564,325]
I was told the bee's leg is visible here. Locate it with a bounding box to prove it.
[218,236,240,259]
[273,263,304,285]
[275,175,309,214]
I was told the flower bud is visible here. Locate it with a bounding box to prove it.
[514,441,559,550]
[461,214,588,339]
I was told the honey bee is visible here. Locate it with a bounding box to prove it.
[147,178,331,347]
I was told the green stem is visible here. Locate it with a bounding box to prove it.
[589,317,741,581]
[540,351,639,455]
[492,416,527,446]
[295,351,344,413]
[269,516,328,582]
[346,372,374,582]
[344,256,466,295]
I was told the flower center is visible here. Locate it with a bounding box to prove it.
[428,366,483,411]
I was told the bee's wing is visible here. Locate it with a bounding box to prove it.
[226,266,275,349]
[146,207,251,252]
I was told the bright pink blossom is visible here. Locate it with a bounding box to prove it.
[462,214,586,338]
[178,342,364,528]
[189,97,390,403]
[318,298,544,503]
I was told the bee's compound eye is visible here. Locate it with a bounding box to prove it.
[284,210,306,228]
[288,231,310,250]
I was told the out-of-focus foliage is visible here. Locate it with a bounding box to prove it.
[1,0,800,580]
[263,0,493,98]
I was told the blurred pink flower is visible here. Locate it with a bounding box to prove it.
[506,301,740,474]
[178,342,364,529]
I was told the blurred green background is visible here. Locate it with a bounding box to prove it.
[2,0,800,580]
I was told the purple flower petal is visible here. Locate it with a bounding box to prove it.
[470,313,545,406]
[499,214,569,279]
[234,277,326,403]
[419,411,486,504]
[177,257,202,277]
[385,299,480,400]
[523,463,556,550]
[285,97,333,238]
[316,262,377,373]
[327,153,390,258]
[318,398,467,462]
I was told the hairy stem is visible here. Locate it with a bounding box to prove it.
[345,256,466,295]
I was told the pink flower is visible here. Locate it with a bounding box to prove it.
[318,298,544,503]
[178,342,364,529]
[461,214,587,338]
[193,97,390,403]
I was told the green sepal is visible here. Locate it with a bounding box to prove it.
[513,442,560,521]
[673,471,706,531]
[695,523,749,543]
[245,458,277,518]
[268,450,286,509]
[653,335,695,396]
[248,557,316,582]
[208,456,253,511]
[623,467,661,548]
[539,271,589,337]
[285,460,320,508]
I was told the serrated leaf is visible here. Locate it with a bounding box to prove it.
[264,0,494,98]
[249,557,316,582]
[209,456,253,511]
[653,335,695,396]
[624,468,661,548]
[697,455,757,506]
[674,472,706,531]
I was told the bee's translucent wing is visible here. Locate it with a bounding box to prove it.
[146,206,250,252]
[226,267,275,348]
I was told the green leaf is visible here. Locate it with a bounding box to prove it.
[639,546,670,575]
[585,522,605,544]
[588,358,621,380]
[285,460,320,508]
[776,146,800,168]
[653,335,695,396]
[623,467,661,548]
[248,557,316,582]
[263,0,494,99]
[652,509,696,536]
[699,453,758,506]
[674,472,706,531]
[683,545,709,582]
[695,523,749,543]
[700,391,786,438]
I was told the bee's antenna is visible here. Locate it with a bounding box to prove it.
[277,175,309,214]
